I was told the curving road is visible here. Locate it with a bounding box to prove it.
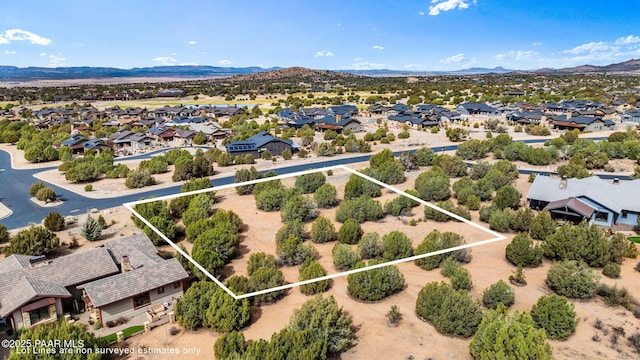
[0,136,622,229]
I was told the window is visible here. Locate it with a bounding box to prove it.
[157,286,165,295]
[595,211,608,222]
[133,292,151,309]
[29,306,50,325]
[622,211,628,219]
[173,281,181,289]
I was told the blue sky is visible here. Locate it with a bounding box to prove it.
[1,0,639,71]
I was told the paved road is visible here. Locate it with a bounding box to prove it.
[0,136,623,229]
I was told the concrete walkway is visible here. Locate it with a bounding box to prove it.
[0,202,12,221]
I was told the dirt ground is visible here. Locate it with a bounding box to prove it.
[112,165,640,360]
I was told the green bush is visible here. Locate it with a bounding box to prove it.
[125,169,155,188]
[415,281,483,338]
[247,252,277,276]
[314,183,339,208]
[84,184,93,192]
[542,221,610,267]
[248,266,285,304]
[381,230,413,261]
[295,172,326,193]
[299,261,329,295]
[336,218,362,244]
[347,260,405,301]
[280,194,316,222]
[505,233,543,268]
[310,216,336,243]
[335,196,383,223]
[205,289,251,333]
[332,243,358,270]
[530,295,578,341]
[35,186,57,203]
[602,263,621,278]
[546,260,599,299]
[450,266,473,291]
[469,306,552,360]
[415,230,470,270]
[595,284,633,307]
[358,232,383,259]
[43,211,65,232]
[482,280,515,309]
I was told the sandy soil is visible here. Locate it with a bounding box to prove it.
[111,165,640,360]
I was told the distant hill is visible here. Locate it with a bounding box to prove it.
[229,67,359,82]
[2,59,640,82]
[536,59,640,74]
[0,65,280,81]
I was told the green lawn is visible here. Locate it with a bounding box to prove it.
[628,236,640,244]
[101,325,145,343]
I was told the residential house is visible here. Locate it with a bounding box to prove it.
[57,133,88,154]
[326,105,358,117]
[456,102,500,116]
[551,114,615,132]
[189,122,231,140]
[225,131,296,158]
[621,109,640,123]
[526,175,640,227]
[0,234,189,331]
[315,115,362,133]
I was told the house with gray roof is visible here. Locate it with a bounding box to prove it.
[225,131,297,158]
[0,234,189,330]
[551,114,615,132]
[526,175,640,227]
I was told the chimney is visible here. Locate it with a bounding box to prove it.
[560,175,567,190]
[121,255,132,273]
[566,112,572,120]
[336,114,342,123]
[613,177,619,185]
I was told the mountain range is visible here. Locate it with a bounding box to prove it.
[1,59,639,81]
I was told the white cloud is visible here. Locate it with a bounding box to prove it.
[495,50,538,61]
[152,56,177,65]
[0,29,52,45]
[349,61,390,70]
[371,45,384,50]
[40,52,46,57]
[615,35,640,45]
[418,11,425,15]
[442,53,467,63]
[314,50,334,57]
[429,0,476,16]
[336,23,341,27]
[403,64,421,70]
[532,42,543,46]
[4,50,16,55]
[48,54,66,66]
[562,41,618,54]
[188,40,197,45]
[218,59,233,65]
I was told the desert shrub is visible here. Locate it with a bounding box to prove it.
[530,295,577,340]
[344,174,381,199]
[336,218,362,245]
[314,183,339,208]
[335,196,383,223]
[35,186,56,203]
[358,232,383,259]
[80,215,102,242]
[143,215,178,245]
[332,243,359,270]
[295,172,326,193]
[247,252,277,276]
[546,260,599,299]
[450,266,473,291]
[602,263,621,278]
[174,281,217,330]
[510,208,535,233]
[255,187,286,211]
[3,225,60,256]
[489,208,513,233]
[415,281,483,338]
[226,275,250,295]
[595,284,634,307]
[248,266,285,304]
[43,212,65,232]
[440,256,460,277]
[509,265,527,286]
[469,305,552,360]
[415,230,470,270]
[505,233,543,268]
[0,224,8,244]
[84,184,93,192]
[542,221,610,267]
[347,260,405,301]
[424,200,456,222]
[529,211,557,240]
[29,181,46,197]
[310,216,336,243]
[276,235,318,266]
[205,289,251,333]
[381,230,413,261]
[281,148,292,160]
[275,220,307,243]
[384,193,419,217]
[214,331,245,360]
[281,194,316,222]
[482,280,515,309]
[414,167,451,201]
[299,261,329,295]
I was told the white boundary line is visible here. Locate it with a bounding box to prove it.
[125,164,507,300]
